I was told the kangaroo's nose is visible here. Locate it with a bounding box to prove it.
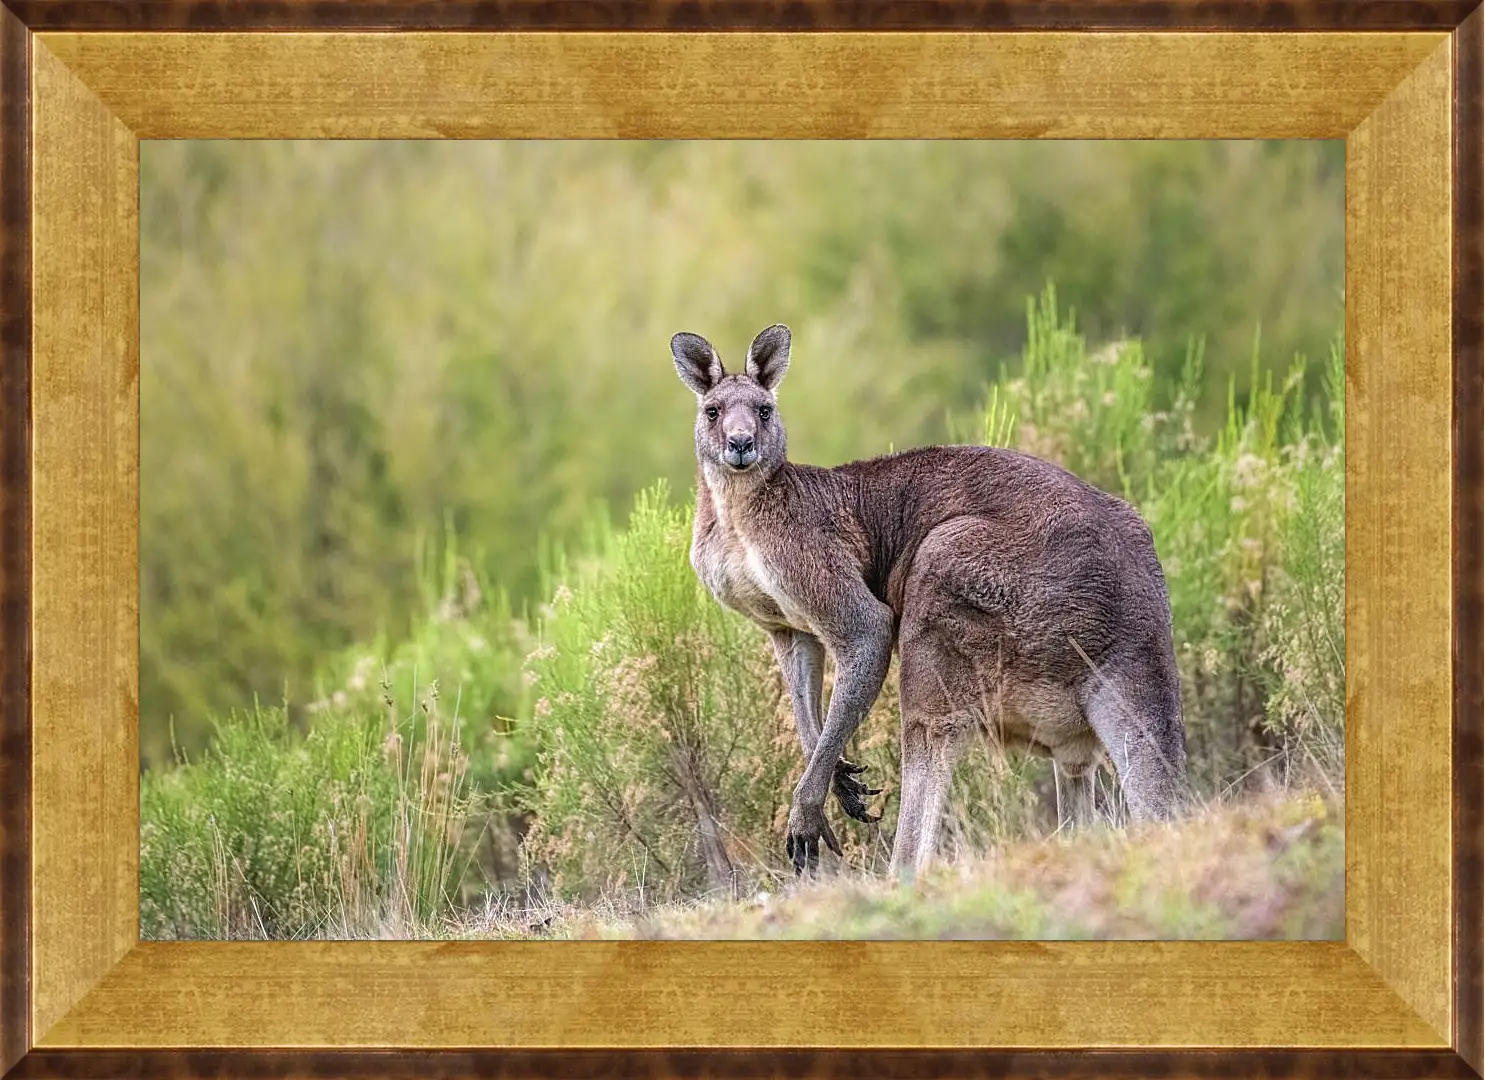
[727,434,755,455]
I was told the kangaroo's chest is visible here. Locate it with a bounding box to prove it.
[692,497,811,632]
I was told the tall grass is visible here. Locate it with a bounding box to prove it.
[1255,339,1346,789]
[141,679,474,939]
[139,544,536,938]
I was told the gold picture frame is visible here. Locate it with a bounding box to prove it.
[0,4,1479,1076]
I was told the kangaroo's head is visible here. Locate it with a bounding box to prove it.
[671,324,791,483]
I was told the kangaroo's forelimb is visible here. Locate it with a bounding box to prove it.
[786,595,893,875]
[772,627,883,831]
[771,628,824,757]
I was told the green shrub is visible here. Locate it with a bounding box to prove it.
[1256,338,1345,787]
[139,542,533,939]
[960,286,1159,496]
[308,535,537,800]
[519,484,796,901]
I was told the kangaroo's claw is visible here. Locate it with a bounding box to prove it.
[786,832,818,876]
[832,758,883,823]
[787,800,841,876]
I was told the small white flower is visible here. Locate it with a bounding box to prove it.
[1233,453,1267,489]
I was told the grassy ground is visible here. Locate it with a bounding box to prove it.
[445,793,1341,942]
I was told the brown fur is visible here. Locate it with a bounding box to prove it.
[672,325,1190,877]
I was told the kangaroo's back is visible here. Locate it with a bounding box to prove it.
[832,444,1169,661]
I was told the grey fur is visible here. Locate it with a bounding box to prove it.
[671,324,1190,878]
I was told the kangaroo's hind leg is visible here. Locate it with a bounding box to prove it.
[888,719,931,880]
[891,518,1013,878]
[1078,651,1189,823]
[1047,725,1103,832]
[890,628,975,880]
[1052,756,1097,832]
[888,714,963,881]
[909,729,962,876]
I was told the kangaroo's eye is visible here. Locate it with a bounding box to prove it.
[758,405,773,422]
[704,406,720,421]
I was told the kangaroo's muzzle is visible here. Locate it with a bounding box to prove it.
[724,433,758,470]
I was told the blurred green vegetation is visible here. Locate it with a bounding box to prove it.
[141,140,1343,768]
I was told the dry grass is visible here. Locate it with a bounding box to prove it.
[440,792,1341,942]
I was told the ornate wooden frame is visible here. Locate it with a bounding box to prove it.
[0,3,1480,1077]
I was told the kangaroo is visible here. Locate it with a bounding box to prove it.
[672,323,1190,878]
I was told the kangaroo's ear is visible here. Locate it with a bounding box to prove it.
[745,324,791,392]
[671,332,725,396]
